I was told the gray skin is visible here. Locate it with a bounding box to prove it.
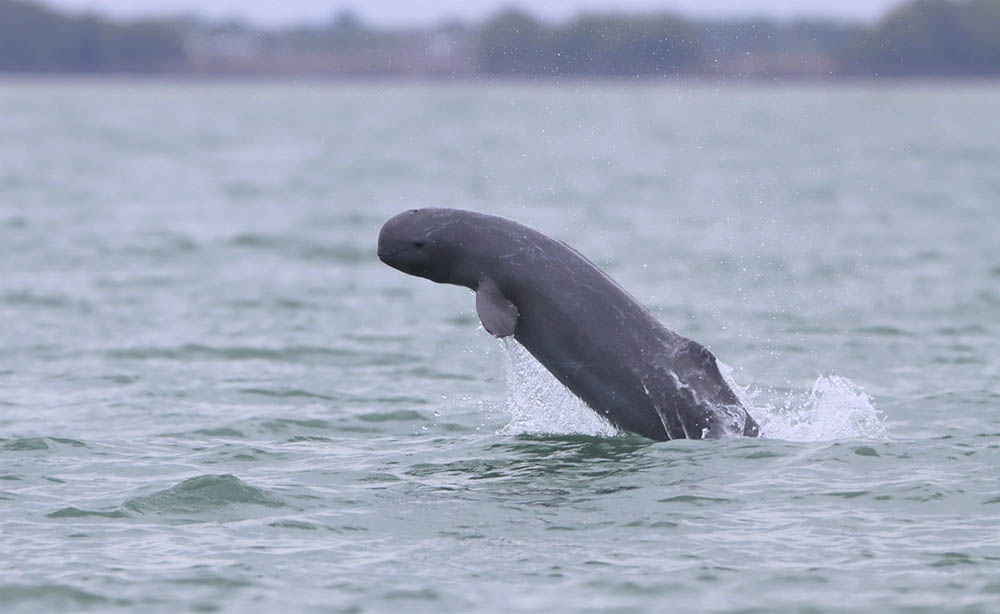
[377,208,759,440]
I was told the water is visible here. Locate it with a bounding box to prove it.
[1,80,999,612]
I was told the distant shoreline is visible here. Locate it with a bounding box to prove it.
[3,0,999,82]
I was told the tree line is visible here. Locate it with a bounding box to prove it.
[1,0,998,76]
[0,0,186,71]
[847,0,1000,74]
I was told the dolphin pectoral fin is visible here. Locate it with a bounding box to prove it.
[476,279,518,338]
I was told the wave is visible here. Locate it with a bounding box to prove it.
[1,437,88,451]
[107,344,352,362]
[0,584,125,609]
[46,506,128,519]
[123,474,285,515]
[230,232,368,262]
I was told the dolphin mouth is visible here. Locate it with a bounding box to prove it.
[378,247,414,264]
[378,248,403,263]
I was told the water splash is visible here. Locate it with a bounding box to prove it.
[719,363,887,442]
[498,339,618,437]
[498,339,886,442]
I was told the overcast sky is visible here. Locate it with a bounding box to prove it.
[41,0,902,27]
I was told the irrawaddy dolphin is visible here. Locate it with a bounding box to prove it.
[377,208,759,440]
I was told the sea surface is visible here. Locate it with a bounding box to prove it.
[1,80,998,613]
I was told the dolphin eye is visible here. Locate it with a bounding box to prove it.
[414,241,425,249]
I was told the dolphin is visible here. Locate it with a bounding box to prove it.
[378,208,759,440]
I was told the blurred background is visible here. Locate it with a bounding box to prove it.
[2,0,999,78]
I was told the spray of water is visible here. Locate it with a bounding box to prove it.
[498,340,887,442]
[498,339,618,437]
[718,363,887,441]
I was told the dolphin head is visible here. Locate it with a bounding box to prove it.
[378,208,464,285]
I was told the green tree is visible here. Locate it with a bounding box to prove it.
[477,9,549,74]
[0,0,186,71]
[847,0,1000,74]
[477,9,703,76]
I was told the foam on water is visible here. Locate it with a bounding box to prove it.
[720,363,888,442]
[499,340,886,441]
